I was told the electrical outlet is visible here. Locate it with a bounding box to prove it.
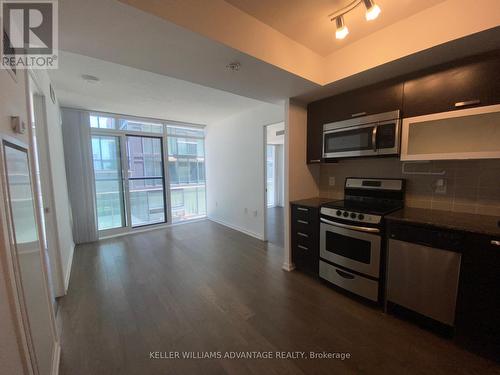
[253,210,258,217]
[329,177,336,187]
[434,178,447,194]
[244,208,248,214]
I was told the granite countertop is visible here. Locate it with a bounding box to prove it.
[386,207,500,237]
[290,197,335,209]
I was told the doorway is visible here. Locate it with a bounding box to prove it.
[264,123,285,247]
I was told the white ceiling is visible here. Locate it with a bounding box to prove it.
[224,0,446,56]
[49,52,267,124]
[54,0,500,122]
[58,0,318,104]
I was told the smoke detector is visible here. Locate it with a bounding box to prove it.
[226,62,241,72]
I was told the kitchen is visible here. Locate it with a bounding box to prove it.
[291,50,500,363]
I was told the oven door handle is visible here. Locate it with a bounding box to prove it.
[372,125,378,152]
[320,218,380,233]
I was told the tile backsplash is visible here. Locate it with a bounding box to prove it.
[319,158,500,216]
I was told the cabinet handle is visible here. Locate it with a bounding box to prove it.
[309,159,321,163]
[351,112,367,118]
[454,99,480,108]
[297,220,309,225]
[297,232,309,238]
[297,245,308,251]
[491,240,500,247]
[297,207,309,212]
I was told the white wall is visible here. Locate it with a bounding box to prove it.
[30,70,75,296]
[206,103,284,240]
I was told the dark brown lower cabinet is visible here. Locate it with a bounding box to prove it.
[455,233,500,362]
[291,204,319,276]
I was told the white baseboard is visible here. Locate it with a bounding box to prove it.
[98,217,208,240]
[208,217,264,241]
[51,341,61,375]
[282,261,295,272]
[64,244,75,293]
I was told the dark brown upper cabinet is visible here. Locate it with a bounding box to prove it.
[403,54,500,118]
[306,81,404,164]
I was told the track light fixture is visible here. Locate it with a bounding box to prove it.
[335,16,349,39]
[329,0,381,40]
[363,0,381,21]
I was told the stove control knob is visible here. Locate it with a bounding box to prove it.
[350,212,357,219]
[343,211,349,218]
[358,214,365,220]
[336,210,342,216]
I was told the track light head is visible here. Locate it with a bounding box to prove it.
[363,0,381,21]
[335,16,349,39]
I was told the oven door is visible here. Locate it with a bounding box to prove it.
[323,124,377,159]
[320,219,381,278]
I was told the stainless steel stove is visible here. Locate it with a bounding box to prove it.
[319,177,405,302]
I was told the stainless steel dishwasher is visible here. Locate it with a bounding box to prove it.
[386,223,463,326]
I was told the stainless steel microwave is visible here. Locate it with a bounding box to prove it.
[323,110,401,159]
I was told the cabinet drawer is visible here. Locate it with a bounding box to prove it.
[293,220,314,236]
[293,205,315,220]
[293,242,311,254]
[294,230,312,243]
[294,231,313,249]
[292,243,318,276]
[320,261,379,302]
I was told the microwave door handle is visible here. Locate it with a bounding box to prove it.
[372,126,378,152]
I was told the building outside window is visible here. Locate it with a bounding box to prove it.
[89,113,206,232]
[167,125,206,222]
[91,134,125,230]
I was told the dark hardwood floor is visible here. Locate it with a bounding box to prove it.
[266,206,284,247]
[59,220,499,375]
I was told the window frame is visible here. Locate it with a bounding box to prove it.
[166,123,207,223]
[91,134,126,231]
[87,110,206,236]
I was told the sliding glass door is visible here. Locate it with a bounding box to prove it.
[126,135,166,227]
[89,113,206,234]
[91,135,125,230]
[91,134,166,231]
